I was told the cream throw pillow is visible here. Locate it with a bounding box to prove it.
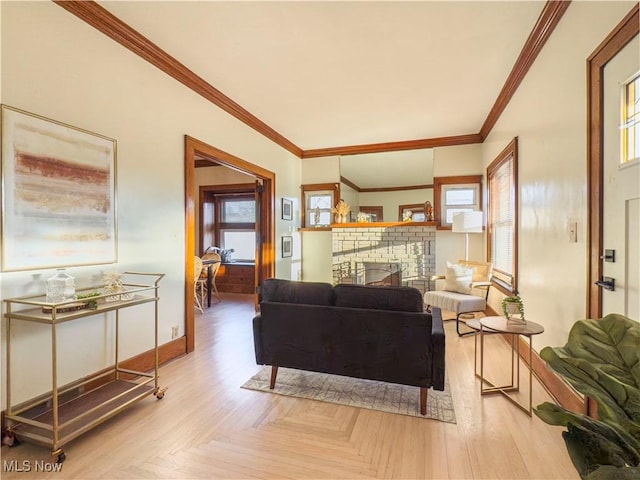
[444,261,475,294]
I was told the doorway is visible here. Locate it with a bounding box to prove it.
[587,6,639,318]
[184,135,275,353]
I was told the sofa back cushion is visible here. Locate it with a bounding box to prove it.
[261,278,334,306]
[333,284,423,312]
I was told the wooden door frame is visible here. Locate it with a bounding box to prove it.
[587,5,639,318]
[185,135,275,353]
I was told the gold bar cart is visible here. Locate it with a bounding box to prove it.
[3,272,165,463]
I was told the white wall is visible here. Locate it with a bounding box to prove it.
[433,144,483,177]
[0,2,301,405]
[301,156,340,184]
[432,144,484,274]
[481,1,638,348]
[340,183,360,216]
[300,157,340,282]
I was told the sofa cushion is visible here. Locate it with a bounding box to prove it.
[333,284,423,312]
[261,278,334,306]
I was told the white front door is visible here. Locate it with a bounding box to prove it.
[602,39,640,319]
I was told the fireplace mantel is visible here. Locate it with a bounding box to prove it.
[299,221,437,232]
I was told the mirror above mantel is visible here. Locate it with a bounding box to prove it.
[339,149,434,222]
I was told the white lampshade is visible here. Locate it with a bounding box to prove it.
[452,211,483,233]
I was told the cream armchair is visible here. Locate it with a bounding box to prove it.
[423,260,493,336]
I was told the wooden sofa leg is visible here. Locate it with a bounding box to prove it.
[270,366,278,389]
[420,387,427,415]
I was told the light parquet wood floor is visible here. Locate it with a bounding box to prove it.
[1,293,578,479]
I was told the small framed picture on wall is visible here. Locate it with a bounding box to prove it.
[282,236,293,258]
[281,198,293,220]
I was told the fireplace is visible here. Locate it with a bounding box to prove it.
[331,225,436,293]
[361,262,402,286]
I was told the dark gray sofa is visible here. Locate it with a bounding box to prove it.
[252,278,445,415]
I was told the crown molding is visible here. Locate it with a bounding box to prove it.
[55,0,569,158]
[340,176,433,193]
[53,0,304,158]
[479,0,571,141]
[302,134,482,158]
[340,176,361,192]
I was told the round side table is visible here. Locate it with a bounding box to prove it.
[479,316,544,416]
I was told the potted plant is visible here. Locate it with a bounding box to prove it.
[534,313,640,479]
[502,293,525,323]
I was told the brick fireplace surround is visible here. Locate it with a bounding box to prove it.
[332,225,436,294]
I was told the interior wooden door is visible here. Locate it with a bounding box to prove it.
[254,179,264,311]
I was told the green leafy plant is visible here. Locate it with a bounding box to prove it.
[501,294,525,320]
[533,313,640,479]
[77,292,101,310]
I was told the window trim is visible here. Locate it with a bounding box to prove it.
[486,137,518,295]
[433,175,482,230]
[621,71,640,165]
[359,205,384,222]
[198,183,256,259]
[301,183,340,227]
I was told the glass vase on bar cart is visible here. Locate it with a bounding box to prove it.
[46,268,77,303]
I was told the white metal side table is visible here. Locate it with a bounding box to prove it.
[479,316,544,416]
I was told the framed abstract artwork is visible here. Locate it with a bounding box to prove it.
[281,236,292,258]
[281,197,293,220]
[1,105,117,271]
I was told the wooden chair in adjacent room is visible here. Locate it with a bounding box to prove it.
[194,256,205,314]
[200,251,222,304]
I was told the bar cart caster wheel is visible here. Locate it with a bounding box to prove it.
[2,431,19,447]
[154,387,167,400]
[53,449,66,464]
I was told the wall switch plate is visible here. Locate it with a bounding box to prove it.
[171,325,179,339]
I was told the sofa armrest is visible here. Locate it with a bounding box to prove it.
[252,314,264,364]
[471,281,491,288]
[430,274,445,281]
[429,307,446,391]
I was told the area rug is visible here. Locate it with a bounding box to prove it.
[241,367,456,424]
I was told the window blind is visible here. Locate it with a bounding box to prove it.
[489,154,514,287]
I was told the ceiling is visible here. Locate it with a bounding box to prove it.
[99,1,547,151]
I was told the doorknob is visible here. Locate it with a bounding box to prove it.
[595,277,615,291]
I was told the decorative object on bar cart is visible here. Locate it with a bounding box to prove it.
[502,294,526,324]
[103,271,133,302]
[43,268,91,313]
[332,200,350,224]
[46,268,77,303]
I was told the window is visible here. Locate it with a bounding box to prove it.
[301,183,340,227]
[219,195,256,261]
[433,175,482,229]
[487,138,518,294]
[622,72,640,164]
